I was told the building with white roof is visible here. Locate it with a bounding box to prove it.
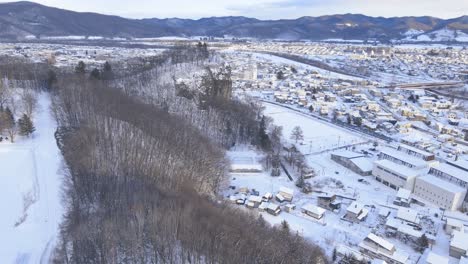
[344,201,369,222]
[445,218,465,235]
[385,218,423,240]
[373,159,425,191]
[278,186,294,202]
[397,144,436,162]
[413,174,466,211]
[378,148,428,169]
[301,204,326,219]
[359,233,409,264]
[450,231,468,258]
[425,252,449,264]
[396,208,420,225]
[331,151,373,176]
[429,163,468,188]
[394,188,412,207]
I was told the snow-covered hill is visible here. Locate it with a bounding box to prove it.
[404,28,468,42]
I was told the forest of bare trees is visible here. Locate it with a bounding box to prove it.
[1,44,326,263]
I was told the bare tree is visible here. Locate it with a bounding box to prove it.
[0,77,10,109]
[20,89,38,117]
[290,126,304,144]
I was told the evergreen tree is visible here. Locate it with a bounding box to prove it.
[75,61,86,74]
[90,68,101,80]
[258,116,270,150]
[101,61,113,80]
[2,107,16,142]
[276,70,285,80]
[18,114,35,137]
[416,234,429,253]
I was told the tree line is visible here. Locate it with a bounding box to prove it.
[43,44,327,263]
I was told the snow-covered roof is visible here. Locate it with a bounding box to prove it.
[331,150,364,159]
[248,195,262,203]
[229,156,262,172]
[418,175,466,194]
[460,256,468,264]
[374,159,424,178]
[267,203,280,211]
[350,157,373,172]
[279,186,294,196]
[396,188,411,200]
[446,218,464,228]
[397,224,423,238]
[378,208,391,217]
[259,202,269,210]
[301,204,326,216]
[370,260,387,264]
[396,208,420,224]
[426,252,449,264]
[379,148,427,168]
[447,159,468,172]
[451,231,468,251]
[357,208,369,221]
[347,201,365,215]
[431,163,468,184]
[398,144,433,157]
[366,233,395,251]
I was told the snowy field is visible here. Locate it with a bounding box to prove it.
[249,52,366,81]
[0,93,64,264]
[263,102,368,154]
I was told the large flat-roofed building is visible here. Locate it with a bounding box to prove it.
[378,148,428,170]
[396,144,435,162]
[428,163,468,188]
[413,175,466,211]
[373,159,425,190]
[331,151,373,176]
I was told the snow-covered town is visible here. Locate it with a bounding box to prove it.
[219,41,468,264]
[0,1,467,263]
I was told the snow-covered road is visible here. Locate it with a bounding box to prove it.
[0,92,64,264]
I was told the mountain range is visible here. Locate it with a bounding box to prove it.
[0,1,467,42]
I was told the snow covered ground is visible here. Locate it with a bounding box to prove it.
[249,52,366,81]
[263,102,368,154]
[0,93,64,264]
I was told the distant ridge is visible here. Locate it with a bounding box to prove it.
[0,1,466,42]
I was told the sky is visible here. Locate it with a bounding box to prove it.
[3,0,467,19]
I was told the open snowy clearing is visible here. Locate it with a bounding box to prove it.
[263,102,368,154]
[250,52,366,81]
[0,93,64,264]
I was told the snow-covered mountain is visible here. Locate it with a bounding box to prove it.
[405,28,468,42]
[0,1,466,42]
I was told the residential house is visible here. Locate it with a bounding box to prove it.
[450,231,468,258]
[301,204,326,219]
[344,201,369,222]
